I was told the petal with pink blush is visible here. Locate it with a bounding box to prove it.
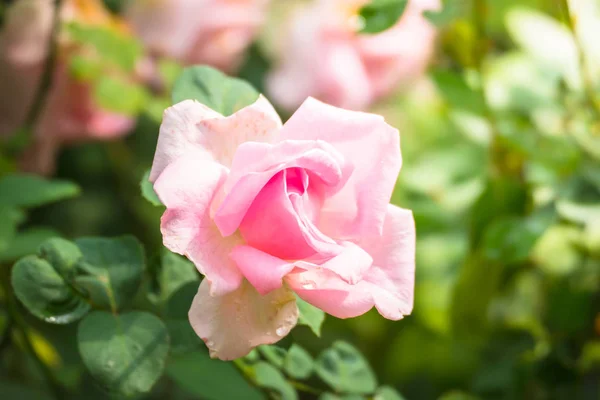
[286,204,415,320]
[281,97,401,241]
[215,140,348,236]
[189,279,299,360]
[154,157,243,296]
[149,95,281,182]
[361,204,416,319]
[238,171,322,260]
[230,246,295,295]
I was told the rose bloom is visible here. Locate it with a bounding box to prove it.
[0,0,134,174]
[125,0,269,73]
[149,95,416,360]
[267,0,440,111]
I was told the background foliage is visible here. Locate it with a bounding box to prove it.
[0,0,599,399]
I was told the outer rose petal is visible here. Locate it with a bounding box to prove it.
[285,204,415,319]
[154,157,243,296]
[149,95,281,182]
[189,279,299,360]
[280,97,401,240]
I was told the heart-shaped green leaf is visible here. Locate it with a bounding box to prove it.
[11,256,90,324]
[359,0,408,34]
[74,236,144,311]
[283,344,314,379]
[315,341,377,394]
[77,311,169,398]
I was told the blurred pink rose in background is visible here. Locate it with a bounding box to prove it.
[268,0,440,111]
[0,0,135,174]
[125,0,270,73]
[149,95,415,360]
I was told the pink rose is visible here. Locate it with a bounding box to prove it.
[125,0,269,73]
[267,0,440,111]
[149,95,415,360]
[0,0,135,174]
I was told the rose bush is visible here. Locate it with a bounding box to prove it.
[125,0,270,73]
[149,94,416,360]
[267,0,440,111]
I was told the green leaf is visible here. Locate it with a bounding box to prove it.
[11,256,90,324]
[164,282,202,354]
[38,237,83,277]
[283,344,313,379]
[140,169,163,206]
[94,76,149,116]
[315,341,377,394]
[0,227,61,263]
[320,393,366,400]
[66,22,143,72]
[359,0,408,34]
[254,361,298,400]
[0,174,80,208]
[0,206,25,254]
[77,311,169,398]
[158,250,199,303]
[423,0,468,27]
[374,386,406,400]
[167,350,265,400]
[74,236,145,311]
[296,295,325,336]
[259,345,287,368]
[172,66,260,116]
[0,380,53,400]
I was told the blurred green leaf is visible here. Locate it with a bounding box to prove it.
[0,206,25,254]
[532,225,582,276]
[296,295,325,336]
[578,341,600,371]
[12,256,90,324]
[0,381,53,400]
[158,250,199,303]
[167,350,264,400]
[359,0,408,34]
[259,345,287,368]
[481,210,554,264]
[283,344,314,379]
[74,236,145,310]
[432,70,485,115]
[0,227,61,263]
[0,174,80,208]
[172,66,260,115]
[164,282,202,354]
[254,361,298,400]
[77,311,169,398]
[320,394,366,400]
[66,22,143,72]
[94,76,149,116]
[140,169,163,207]
[374,386,406,400]
[315,341,377,394]
[423,0,470,27]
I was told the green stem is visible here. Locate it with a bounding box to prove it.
[17,0,63,149]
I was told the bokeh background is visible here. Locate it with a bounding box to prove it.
[1,0,599,399]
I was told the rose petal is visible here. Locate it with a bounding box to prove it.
[154,157,243,296]
[215,139,348,236]
[286,204,415,320]
[230,246,295,295]
[189,279,299,360]
[149,95,281,182]
[281,97,401,241]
